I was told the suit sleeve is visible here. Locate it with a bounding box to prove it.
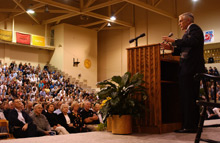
[174,25,203,49]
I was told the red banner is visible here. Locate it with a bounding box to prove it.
[16,32,30,45]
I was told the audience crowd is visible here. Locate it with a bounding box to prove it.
[201,66,220,119]
[0,60,103,138]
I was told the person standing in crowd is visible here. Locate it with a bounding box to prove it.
[161,12,205,133]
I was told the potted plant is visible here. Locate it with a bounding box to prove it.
[97,72,147,134]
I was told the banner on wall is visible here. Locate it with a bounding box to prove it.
[0,29,12,42]
[32,35,45,46]
[204,30,214,43]
[16,32,31,45]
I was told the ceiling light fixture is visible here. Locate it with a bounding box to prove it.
[110,16,116,21]
[192,0,199,2]
[26,9,35,14]
[45,5,49,13]
[26,4,35,14]
[107,22,111,27]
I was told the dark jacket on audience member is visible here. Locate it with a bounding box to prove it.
[8,109,37,138]
[44,112,59,127]
[58,113,77,133]
[80,109,100,125]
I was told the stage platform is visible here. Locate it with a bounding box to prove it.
[1,120,220,143]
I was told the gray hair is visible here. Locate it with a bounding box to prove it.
[180,12,194,23]
[34,103,42,110]
[71,101,79,109]
[60,103,69,111]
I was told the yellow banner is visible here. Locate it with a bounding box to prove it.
[32,35,45,46]
[0,29,12,42]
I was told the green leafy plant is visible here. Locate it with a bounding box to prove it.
[97,72,147,120]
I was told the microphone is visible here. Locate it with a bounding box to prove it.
[129,33,146,47]
[162,32,173,43]
[162,32,173,57]
[137,33,145,38]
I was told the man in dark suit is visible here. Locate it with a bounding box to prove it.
[161,12,205,133]
[8,99,37,138]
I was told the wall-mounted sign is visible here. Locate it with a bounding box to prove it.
[32,35,45,46]
[204,30,214,43]
[16,32,31,45]
[0,29,12,42]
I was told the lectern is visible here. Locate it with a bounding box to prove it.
[127,43,182,133]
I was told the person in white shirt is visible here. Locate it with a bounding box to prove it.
[17,77,23,87]
[8,99,37,138]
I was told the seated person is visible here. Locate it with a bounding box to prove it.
[80,101,99,131]
[30,104,53,136]
[8,99,37,138]
[53,101,63,115]
[71,101,88,132]
[44,103,69,135]
[213,107,220,118]
[58,104,77,133]
[93,103,103,123]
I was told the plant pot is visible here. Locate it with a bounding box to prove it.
[112,115,132,134]
[107,117,112,132]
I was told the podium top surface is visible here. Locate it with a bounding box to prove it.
[126,43,160,50]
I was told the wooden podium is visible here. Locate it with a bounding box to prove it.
[127,43,182,133]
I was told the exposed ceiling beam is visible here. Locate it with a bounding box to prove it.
[36,0,132,27]
[85,12,132,27]
[124,0,176,19]
[0,9,70,13]
[80,0,84,10]
[80,20,105,27]
[94,26,129,31]
[154,0,162,7]
[13,0,40,24]
[98,5,111,31]
[82,3,128,29]
[33,0,80,13]
[98,22,108,31]
[13,0,22,9]
[98,3,129,31]
[84,0,96,9]
[0,3,45,23]
[0,9,23,12]
[114,3,128,15]
[35,9,70,13]
[42,12,80,24]
[83,0,124,13]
